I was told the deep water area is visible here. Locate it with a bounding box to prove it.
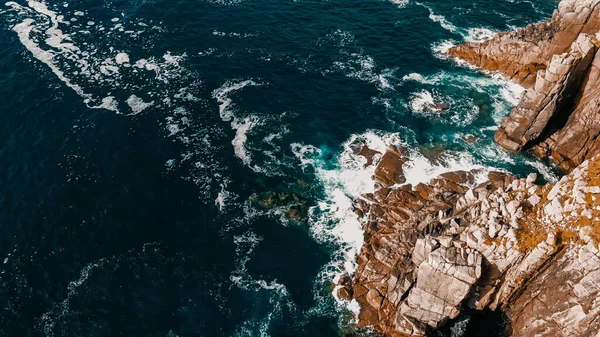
[0,0,558,336]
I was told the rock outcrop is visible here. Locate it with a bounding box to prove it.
[449,0,600,87]
[449,0,600,171]
[494,34,599,152]
[342,146,600,336]
[373,145,409,187]
[340,1,600,335]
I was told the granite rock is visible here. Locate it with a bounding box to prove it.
[450,0,600,170]
[347,147,600,336]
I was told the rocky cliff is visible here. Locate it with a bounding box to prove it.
[340,146,600,336]
[449,0,600,171]
[338,1,600,335]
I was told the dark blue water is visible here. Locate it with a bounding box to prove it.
[0,0,558,336]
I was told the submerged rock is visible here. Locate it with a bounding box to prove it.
[249,181,312,220]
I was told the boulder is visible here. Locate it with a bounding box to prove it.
[373,145,409,187]
[345,2,600,333]
[449,0,600,87]
[401,247,482,328]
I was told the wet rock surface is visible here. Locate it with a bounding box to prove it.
[373,145,409,187]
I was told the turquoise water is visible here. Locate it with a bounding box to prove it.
[0,0,558,336]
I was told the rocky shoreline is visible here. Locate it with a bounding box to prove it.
[449,0,600,171]
[339,1,600,336]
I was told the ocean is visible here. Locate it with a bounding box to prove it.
[0,0,560,336]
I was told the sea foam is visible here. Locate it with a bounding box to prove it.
[6,0,193,114]
[212,80,264,171]
[388,0,408,8]
[418,2,460,33]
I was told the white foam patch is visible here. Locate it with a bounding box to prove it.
[231,231,295,337]
[402,72,436,85]
[210,81,290,177]
[212,30,258,38]
[294,130,506,321]
[204,0,246,5]
[505,0,543,13]
[324,29,355,47]
[476,143,517,166]
[215,183,230,211]
[465,27,497,42]
[5,1,234,204]
[231,117,258,167]
[331,53,397,91]
[6,0,194,113]
[126,94,154,114]
[38,258,107,334]
[406,70,521,99]
[409,90,436,113]
[10,14,89,98]
[402,69,524,124]
[418,3,499,44]
[407,88,479,127]
[431,39,457,60]
[525,159,559,183]
[162,52,185,66]
[403,149,493,187]
[388,0,408,8]
[324,31,397,91]
[291,131,399,311]
[212,80,266,171]
[115,52,130,64]
[333,53,374,81]
[90,96,119,112]
[294,133,393,255]
[7,1,93,101]
[213,80,260,122]
[492,73,525,106]
[418,2,459,33]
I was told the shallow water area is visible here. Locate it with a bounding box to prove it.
[0,0,560,336]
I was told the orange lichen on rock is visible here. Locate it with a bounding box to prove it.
[514,155,600,250]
